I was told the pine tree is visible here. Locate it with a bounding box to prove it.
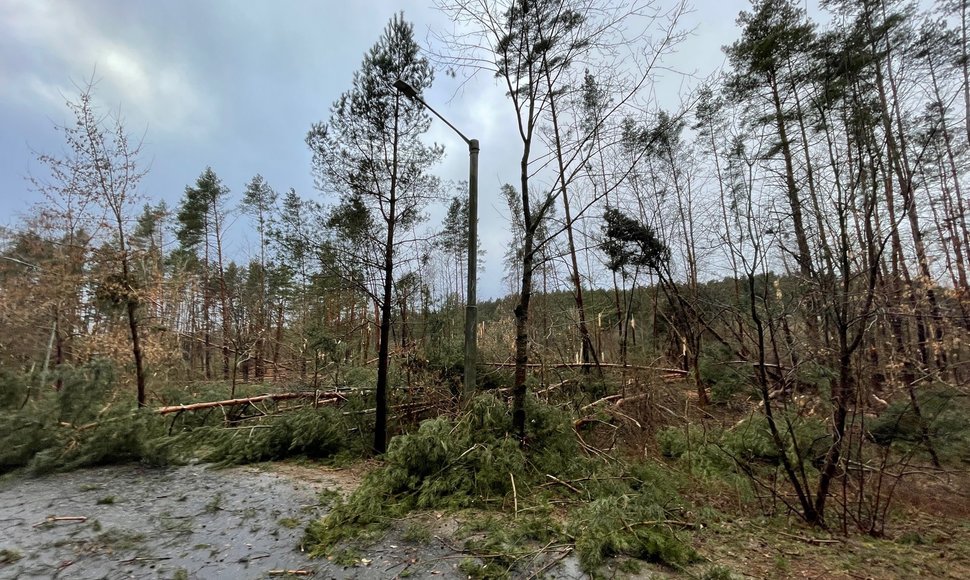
[307,13,442,454]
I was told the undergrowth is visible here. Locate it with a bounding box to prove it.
[304,394,698,576]
[0,361,359,475]
[869,386,970,463]
[656,413,828,484]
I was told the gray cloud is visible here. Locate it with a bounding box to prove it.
[0,0,770,299]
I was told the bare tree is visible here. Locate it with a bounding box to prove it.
[34,81,149,406]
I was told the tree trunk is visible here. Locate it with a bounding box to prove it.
[512,138,537,439]
[770,77,813,279]
[543,63,599,373]
[374,208,395,454]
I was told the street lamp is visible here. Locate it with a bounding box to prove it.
[394,79,479,403]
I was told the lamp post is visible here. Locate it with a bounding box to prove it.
[394,79,479,402]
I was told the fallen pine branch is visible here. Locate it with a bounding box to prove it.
[624,518,700,530]
[155,391,346,415]
[577,393,651,429]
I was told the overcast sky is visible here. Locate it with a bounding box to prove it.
[0,0,769,300]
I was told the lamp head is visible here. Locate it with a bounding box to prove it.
[393,79,419,100]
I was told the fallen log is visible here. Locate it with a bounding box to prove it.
[155,390,345,415]
[482,362,688,375]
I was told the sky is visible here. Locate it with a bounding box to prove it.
[0,0,760,300]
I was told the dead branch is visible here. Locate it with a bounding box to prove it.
[777,531,843,545]
[545,474,583,494]
[33,515,87,527]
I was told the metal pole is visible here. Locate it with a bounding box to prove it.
[393,78,479,404]
[464,139,479,402]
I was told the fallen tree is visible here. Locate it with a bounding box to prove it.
[155,391,345,415]
[482,362,688,375]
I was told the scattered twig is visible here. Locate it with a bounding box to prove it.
[33,515,87,527]
[626,519,700,530]
[545,474,582,494]
[54,559,75,576]
[607,407,643,429]
[777,531,842,545]
[526,547,573,580]
[580,394,623,411]
[120,556,172,564]
[267,570,314,576]
[434,534,465,554]
[510,472,518,517]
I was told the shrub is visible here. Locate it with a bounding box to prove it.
[698,344,751,403]
[657,414,828,479]
[869,387,970,463]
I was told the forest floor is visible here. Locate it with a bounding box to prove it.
[1,461,968,579]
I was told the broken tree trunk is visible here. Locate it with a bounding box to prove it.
[155,391,345,415]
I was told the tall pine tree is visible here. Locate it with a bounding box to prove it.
[307,13,442,453]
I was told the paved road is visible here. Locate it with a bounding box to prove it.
[0,463,469,579]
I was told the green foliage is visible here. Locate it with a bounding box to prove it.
[278,517,301,529]
[27,408,169,475]
[0,362,169,474]
[374,395,575,509]
[401,521,432,543]
[0,364,357,475]
[0,406,59,472]
[657,414,829,480]
[305,395,580,556]
[571,494,697,571]
[203,407,348,465]
[424,334,464,384]
[0,370,29,410]
[458,556,506,579]
[305,394,694,574]
[869,387,970,463]
[698,345,751,403]
[701,565,741,580]
[569,461,697,571]
[601,208,670,277]
[55,360,117,425]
